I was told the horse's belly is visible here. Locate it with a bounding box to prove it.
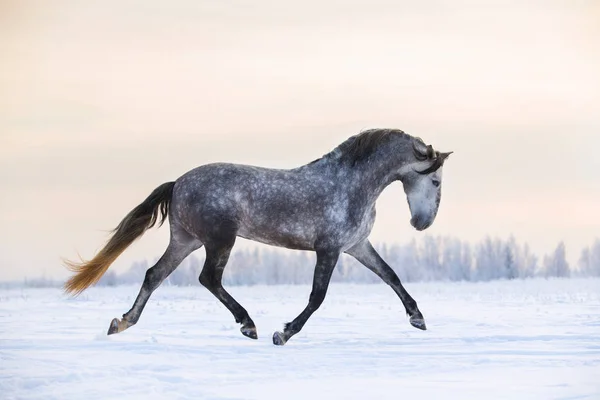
[237,225,316,251]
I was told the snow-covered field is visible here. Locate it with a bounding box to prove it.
[1,279,599,400]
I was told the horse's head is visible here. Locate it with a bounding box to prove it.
[400,139,452,231]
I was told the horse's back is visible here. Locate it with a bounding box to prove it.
[169,162,332,249]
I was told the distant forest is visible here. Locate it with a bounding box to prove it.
[17,236,600,289]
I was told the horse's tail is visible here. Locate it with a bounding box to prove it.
[63,181,176,296]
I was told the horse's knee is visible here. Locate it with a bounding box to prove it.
[388,274,401,287]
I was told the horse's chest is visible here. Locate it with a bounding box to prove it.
[354,209,376,238]
[329,206,376,249]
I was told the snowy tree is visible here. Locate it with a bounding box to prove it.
[98,270,118,287]
[333,253,350,282]
[503,237,518,279]
[166,254,202,286]
[442,237,472,281]
[392,240,421,282]
[578,239,600,277]
[474,237,504,281]
[119,259,149,285]
[87,235,586,287]
[542,242,570,278]
[516,243,538,278]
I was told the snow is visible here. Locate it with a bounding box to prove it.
[1,279,599,400]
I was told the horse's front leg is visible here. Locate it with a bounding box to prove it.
[273,250,340,346]
[346,240,426,330]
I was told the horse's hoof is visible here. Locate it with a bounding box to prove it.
[107,318,121,335]
[272,331,287,346]
[409,315,427,330]
[241,325,258,340]
[107,318,130,335]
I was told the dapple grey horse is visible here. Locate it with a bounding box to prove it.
[65,128,452,345]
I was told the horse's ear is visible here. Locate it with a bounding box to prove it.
[440,151,453,161]
[426,145,435,158]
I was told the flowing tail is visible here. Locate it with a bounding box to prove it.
[63,181,176,296]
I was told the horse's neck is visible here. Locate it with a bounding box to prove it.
[301,153,403,201]
[354,157,403,198]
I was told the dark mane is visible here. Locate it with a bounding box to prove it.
[307,128,447,172]
[332,128,406,165]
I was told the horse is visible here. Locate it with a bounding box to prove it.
[64,128,452,345]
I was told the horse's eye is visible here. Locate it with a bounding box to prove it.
[432,180,440,187]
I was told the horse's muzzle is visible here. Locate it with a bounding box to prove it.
[410,216,432,231]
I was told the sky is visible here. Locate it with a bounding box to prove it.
[1,0,599,280]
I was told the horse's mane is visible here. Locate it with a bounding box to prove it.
[307,128,446,171]
[332,128,407,165]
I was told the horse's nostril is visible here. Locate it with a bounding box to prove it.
[411,216,422,229]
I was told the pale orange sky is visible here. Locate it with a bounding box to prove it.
[1,0,599,280]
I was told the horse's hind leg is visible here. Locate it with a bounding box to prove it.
[199,238,257,340]
[107,229,201,335]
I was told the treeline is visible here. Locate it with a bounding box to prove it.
[90,236,600,287]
